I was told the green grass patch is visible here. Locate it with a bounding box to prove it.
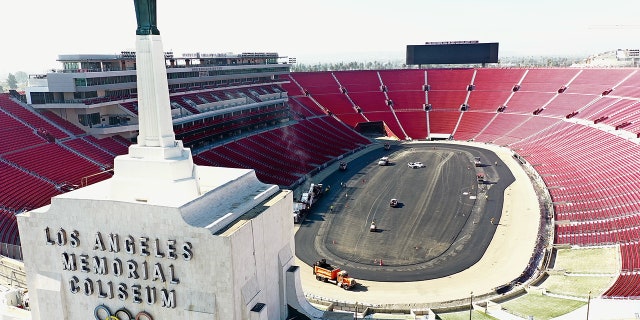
[553,247,619,274]
[501,294,586,319]
[540,274,616,298]
[436,310,497,320]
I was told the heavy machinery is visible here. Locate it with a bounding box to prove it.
[378,156,389,166]
[370,220,378,232]
[292,202,307,223]
[293,183,323,223]
[312,259,357,290]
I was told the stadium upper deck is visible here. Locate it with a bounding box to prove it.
[24,51,291,141]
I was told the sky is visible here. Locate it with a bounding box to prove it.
[0,0,638,75]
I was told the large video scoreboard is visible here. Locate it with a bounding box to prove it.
[406,41,499,65]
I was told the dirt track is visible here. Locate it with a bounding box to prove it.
[294,141,540,305]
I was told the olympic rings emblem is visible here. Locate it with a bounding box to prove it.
[94,305,153,320]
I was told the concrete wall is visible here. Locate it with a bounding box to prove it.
[18,180,295,320]
[0,257,27,289]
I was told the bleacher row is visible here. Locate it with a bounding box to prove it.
[0,209,19,245]
[0,88,368,247]
[0,96,132,214]
[193,116,370,186]
[2,67,640,298]
[284,69,640,141]
[603,241,640,297]
[175,104,289,146]
[81,79,287,106]
[506,120,640,298]
[120,85,285,116]
[282,68,640,299]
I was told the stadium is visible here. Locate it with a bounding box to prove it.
[1,17,640,320]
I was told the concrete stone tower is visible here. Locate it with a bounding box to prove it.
[16,1,319,319]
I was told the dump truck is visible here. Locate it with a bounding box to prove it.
[313,259,357,290]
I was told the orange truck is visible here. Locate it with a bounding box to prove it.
[312,259,357,290]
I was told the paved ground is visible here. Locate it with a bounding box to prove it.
[294,141,541,305]
[296,143,514,282]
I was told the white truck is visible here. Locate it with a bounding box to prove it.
[293,183,323,223]
[293,202,307,224]
[407,162,425,168]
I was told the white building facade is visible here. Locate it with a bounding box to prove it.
[18,166,298,320]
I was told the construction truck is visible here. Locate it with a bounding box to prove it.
[293,183,324,223]
[378,156,390,166]
[302,183,323,207]
[370,220,378,232]
[292,202,307,224]
[313,259,357,290]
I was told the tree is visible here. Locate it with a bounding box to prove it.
[7,73,18,90]
[0,85,4,93]
[14,71,28,84]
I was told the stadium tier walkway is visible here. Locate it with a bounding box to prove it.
[295,140,541,306]
[487,308,528,320]
[552,298,640,320]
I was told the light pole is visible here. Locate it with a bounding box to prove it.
[469,291,473,320]
[586,291,591,320]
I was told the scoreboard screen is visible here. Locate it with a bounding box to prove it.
[406,42,499,65]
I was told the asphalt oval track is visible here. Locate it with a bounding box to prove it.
[295,143,515,282]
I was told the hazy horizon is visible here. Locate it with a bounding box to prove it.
[0,49,600,78]
[0,0,637,75]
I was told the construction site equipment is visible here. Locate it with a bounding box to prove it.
[293,183,323,223]
[312,259,357,290]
